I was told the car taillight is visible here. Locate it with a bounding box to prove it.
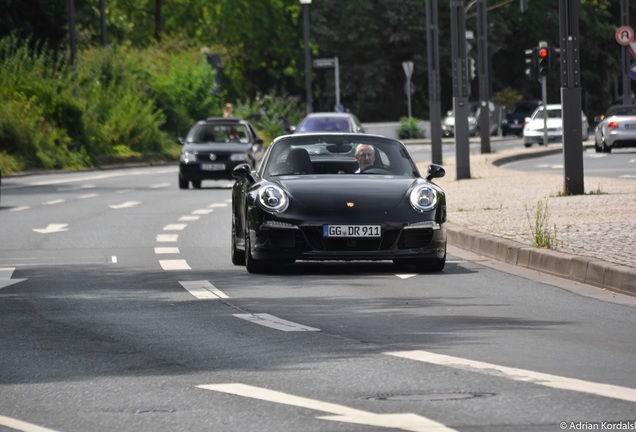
[607,121,618,128]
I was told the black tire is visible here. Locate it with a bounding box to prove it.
[414,255,446,273]
[178,175,189,189]
[595,137,602,153]
[231,218,245,266]
[192,179,202,189]
[245,233,267,274]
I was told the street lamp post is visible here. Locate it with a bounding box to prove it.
[300,0,313,114]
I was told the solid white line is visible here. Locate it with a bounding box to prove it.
[179,215,200,221]
[156,234,178,242]
[197,383,458,432]
[179,280,229,299]
[234,313,320,332]
[0,414,61,432]
[163,224,187,231]
[155,247,180,254]
[159,260,191,271]
[386,350,636,403]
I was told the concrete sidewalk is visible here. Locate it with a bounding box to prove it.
[417,144,636,296]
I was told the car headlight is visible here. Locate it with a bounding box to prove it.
[180,151,197,164]
[230,153,249,162]
[410,185,438,213]
[257,185,288,214]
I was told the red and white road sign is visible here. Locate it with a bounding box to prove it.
[616,26,635,46]
[629,42,636,60]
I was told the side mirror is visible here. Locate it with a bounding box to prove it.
[426,164,445,181]
[177,138,185,146]
[232,163,255,183]
[288,125,297,133]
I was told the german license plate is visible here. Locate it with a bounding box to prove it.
[625,123,636,130]
[201,163,225,171]
[323,225,381,237]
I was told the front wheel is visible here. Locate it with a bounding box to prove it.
[245,233,267,273]
[231,218,245,266]
[178,175,189,189]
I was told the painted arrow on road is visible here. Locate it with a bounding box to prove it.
[0,268,27,290]
[32,224,69,234]
[198,383,458,432]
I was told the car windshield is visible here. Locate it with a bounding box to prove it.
[534,108,562,120]
[606,106,636,116]
[508,103,538,115]
[261,135,419,178]
[188,124,250,144]
[298,116,351,133]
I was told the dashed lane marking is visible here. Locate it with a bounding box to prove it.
[159,259,191,271]
[108,201,141,209]
[386,350,636,404]
[10,206,30,212]
[43,199,65,205]
[155,247,180,254]
[77,193,99,199]
[208,203,228,208]
[156,234,178,242]
[179,215,200,221]
[179,280,229,299]
[234,313,320,332]
[192,209,214,215]
[163,223,187,231]
[197,383,458,432]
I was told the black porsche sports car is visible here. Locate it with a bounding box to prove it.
[231,133,447,273]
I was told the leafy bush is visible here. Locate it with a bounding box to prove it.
[398,117,425,139]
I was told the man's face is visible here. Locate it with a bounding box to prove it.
[355,145,375,171]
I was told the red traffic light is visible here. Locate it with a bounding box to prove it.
[538,48,549,58]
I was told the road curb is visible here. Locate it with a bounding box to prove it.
[447,224,636,296]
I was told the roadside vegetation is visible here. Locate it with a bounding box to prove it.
[526,199,558,249]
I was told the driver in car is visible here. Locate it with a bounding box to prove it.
[354,143,375,172]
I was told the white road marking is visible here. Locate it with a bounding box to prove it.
[0,414,61,432]
[43,199,65,205]
[32,224,69,234]
[108,201,141,209]
[619,174,636,178]
[156,234,178,242]
[10,206,30,212]
[77,193,99,199]
[0,268,27,290]
[57,184,95,191]
[155,247,180,254]
[159,259,191,271]
[110,256,117,263]
[234,313,320,332]
[386,350,636,404]
[150,183,171,188]
[163,224,187,231]
[197,383,458,432]
[179,215,200,221]
[396,274,417,279]
[179,280,229,299]
[192,209,214,215]
[115,189,133,194]
[208,203,228,208]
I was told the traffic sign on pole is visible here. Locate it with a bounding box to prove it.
[629,42,636,60]
[616,25,634,46]
[630,62,636,81]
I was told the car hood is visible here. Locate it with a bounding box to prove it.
[275,176,418,212]
[183,142,250,153]
[527,118,562,129]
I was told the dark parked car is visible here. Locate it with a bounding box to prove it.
[230,133,447,273]
[501,100,541,136]
[594,105,636,153]
[294,112,365,134]
[178,118,263,189]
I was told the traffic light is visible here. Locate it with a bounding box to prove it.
[525,48,537,81]
[537,47,550,77]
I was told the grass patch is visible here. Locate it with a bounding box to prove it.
[526,199,558,249]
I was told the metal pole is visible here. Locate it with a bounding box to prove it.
[476,0,491,153]
[335,56,340,108]
[407,76,412,118]
[559,0,584,195]
[302,3,313,114]
[542,77,548,146]
[620,0,631,104]
[67,0,77,66]
[450,0,471,180]
[426,0,443,165]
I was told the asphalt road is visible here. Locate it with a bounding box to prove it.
[1,166,635,432]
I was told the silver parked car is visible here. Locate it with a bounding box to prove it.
[594,105,636,153]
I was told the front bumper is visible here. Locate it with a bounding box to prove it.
[249,221,447,262]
